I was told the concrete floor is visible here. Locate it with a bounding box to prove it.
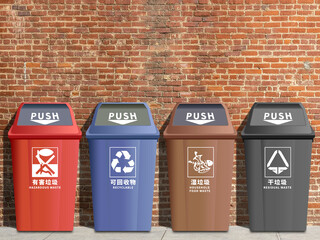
[0,226,319,240]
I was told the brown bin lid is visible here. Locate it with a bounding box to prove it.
[163,103,237,139]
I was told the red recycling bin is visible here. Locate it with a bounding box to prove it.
[8,103,82,231]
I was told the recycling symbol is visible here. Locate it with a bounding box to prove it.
[111,150,135,174]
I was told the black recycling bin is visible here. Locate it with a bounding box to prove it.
[241,103,315,232]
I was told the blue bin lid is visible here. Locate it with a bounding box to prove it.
[86,102,160,139]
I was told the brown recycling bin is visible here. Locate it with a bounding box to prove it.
[164,103,236,231]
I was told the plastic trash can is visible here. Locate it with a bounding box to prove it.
[164,103,237,231]
[241,102,315,232]
[86,102,159,231]
[8,103,82,231]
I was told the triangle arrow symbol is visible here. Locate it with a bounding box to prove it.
[186,119,215,125]
[108,119,137,125]
[264,119,293,125]
[30,119,60,125]
[267,150,289,175]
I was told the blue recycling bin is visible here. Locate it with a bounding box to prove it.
[86,102,160,231]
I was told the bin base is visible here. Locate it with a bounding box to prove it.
[172,226,229,232]
[250,227,306,232]
[172,229,229,232]
[94,227,151,232]
[17,227,74,232]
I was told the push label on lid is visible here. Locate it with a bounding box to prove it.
[173,104,228,126]
[17,104,73,126]
[250,106,306,126]
[95,104,151,126]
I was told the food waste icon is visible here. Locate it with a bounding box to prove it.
[189,151,213,174]
[32,147,58,178]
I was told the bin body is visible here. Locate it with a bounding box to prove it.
[8,103,81,231]
[245,139,312,231]
[86,103,159,231]
[164,104,236,231]
[241,103,315,232]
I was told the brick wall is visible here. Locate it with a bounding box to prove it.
[1,0,320,227]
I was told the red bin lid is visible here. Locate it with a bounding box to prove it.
[8,103,82,139]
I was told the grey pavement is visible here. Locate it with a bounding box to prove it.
[0,226,319,240]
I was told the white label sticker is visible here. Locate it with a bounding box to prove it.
[264,147,291,178]
[263,147,292,190]
[30,147,61,190]
[109,147,137,190]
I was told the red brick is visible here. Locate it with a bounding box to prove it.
[26,62,40,68]
[58,63,72,68]
[0,0,14,3]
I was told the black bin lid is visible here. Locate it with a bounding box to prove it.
[241,102,315,139]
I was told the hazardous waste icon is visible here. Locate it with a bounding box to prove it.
[110,147,136,177]
[265,147,291,178]
[32,147,58,178]
[187,147,214,178]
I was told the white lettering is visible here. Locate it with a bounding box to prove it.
[207,112,215,120]
[31,112,37,120]
[116,113,121,120]
[285,112,292,120]
[263,112,293,125]
[30,112,60,125]
[185,112,215,125]
[185,112,215,121]
[108,112,138,125]
[130,112,137,120]
[108,113,114,120]
[186,112,192,120]
[52,112,59,120]
[45,112,51,120]
[38,113,44,120]
[123,112,129,120]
